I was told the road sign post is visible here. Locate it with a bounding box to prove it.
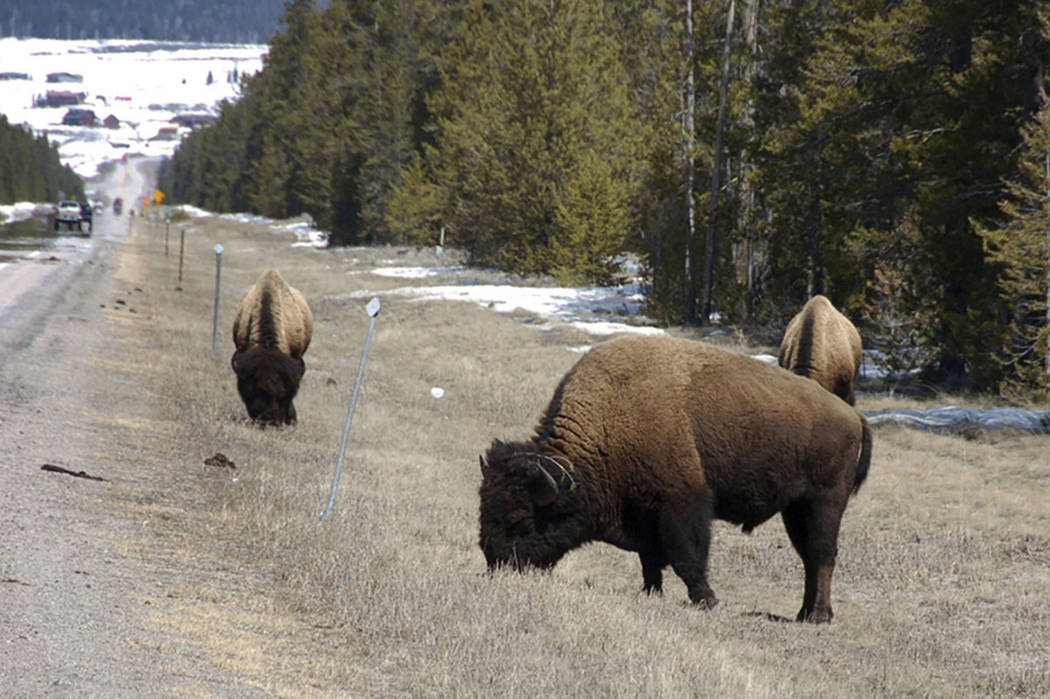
[321,297,381,520]
[211,243,223,359]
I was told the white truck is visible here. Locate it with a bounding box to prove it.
[55,200,88,234]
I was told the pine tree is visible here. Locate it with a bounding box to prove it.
[422,0,644,282]
[385,149,444,246]
[0,115,82,206]
[975,102,1050,404]
[754,0,1049,387]
[551,150,631,285]
[344,0,437,242]
[856,207,941,388]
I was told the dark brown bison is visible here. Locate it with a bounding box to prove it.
[231,268,313,425]
[479,335,872,623]
[778,295,863,405]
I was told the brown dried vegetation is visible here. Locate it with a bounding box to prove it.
[101,213,1050,696]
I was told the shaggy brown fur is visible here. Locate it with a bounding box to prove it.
[778,295,863,405]
[231,268,313,425]
[479,335,872,623]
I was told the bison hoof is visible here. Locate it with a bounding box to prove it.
[797,607,833,624]
[690,591,719,611]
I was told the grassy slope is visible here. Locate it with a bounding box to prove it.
[120,212,1049,697]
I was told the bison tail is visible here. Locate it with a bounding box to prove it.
[851,415,873,496]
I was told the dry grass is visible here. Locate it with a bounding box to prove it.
[117,214,1049,697]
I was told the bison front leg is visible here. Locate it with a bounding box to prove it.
[639,548,666,595]
[781,496,846,623]
[659,494,718,610]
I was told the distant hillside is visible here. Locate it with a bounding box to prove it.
[0,0,285,44]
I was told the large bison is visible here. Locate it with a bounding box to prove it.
[778,294,863,405]
[231,268,313,425]
[479,335,872,623]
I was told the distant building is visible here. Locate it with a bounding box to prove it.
[0,71,30,81]
[170,113,217,129]
[41,90,87,108]
[151,126,179,141]
[47,72,83,83]
[103,114,120,129]
[62,108,98,126]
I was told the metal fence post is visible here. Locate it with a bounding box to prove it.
[321,297,381,520]
[177,229,185,284]
[211,243,223,358]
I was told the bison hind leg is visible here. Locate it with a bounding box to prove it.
[781,499,843,623]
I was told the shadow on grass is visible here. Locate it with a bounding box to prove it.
[743,610,795,623]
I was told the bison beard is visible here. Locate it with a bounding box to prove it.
[478,335,872,623]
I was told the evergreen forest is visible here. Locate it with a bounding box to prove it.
[158,0,1050,402]
[0,0,284,44]
[0,113,84,207]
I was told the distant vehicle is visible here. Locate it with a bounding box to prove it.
[79,201,93,233]
[55,200,85,233]
[113,197,123,215]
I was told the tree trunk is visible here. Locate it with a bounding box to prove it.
[684,0,698,324]
[701,0,736,325]
[740,0,759,321]
[1045,151,1050,377]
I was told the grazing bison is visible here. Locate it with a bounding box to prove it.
[778,295,863,405]
[231,268,313,425]
[479,335,872,623]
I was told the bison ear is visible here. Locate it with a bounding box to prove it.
[231,351,245,376]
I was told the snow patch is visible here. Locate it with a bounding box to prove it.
[328,281,662,337]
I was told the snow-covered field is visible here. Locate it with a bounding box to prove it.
[0,37,266,180]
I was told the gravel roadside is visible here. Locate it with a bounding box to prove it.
[0,160,274,696]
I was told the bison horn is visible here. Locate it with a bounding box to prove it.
[538,454,576,492]
[529,464,560,507]
[479,455,488,473]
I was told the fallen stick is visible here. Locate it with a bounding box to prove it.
[40,464,107,482]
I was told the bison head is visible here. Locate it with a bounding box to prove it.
[478,441,585,571]
[231,346,306,425]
